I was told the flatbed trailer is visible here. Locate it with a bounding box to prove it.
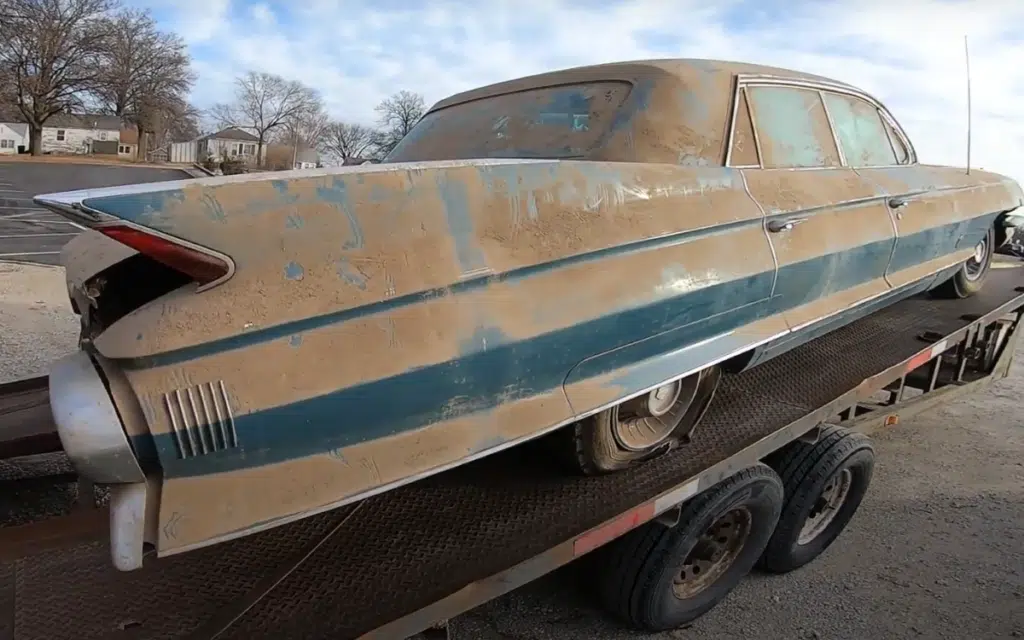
[2,262,1022,640]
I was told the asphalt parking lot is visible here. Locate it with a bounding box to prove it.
[0,160,190,266]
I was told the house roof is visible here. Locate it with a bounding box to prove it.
[44,113,123,131]
[201,127,259,142]
[0,122,28,137]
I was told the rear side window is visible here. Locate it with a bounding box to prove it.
[385,82,632,162]
[746,86,840,169]
[729,88,759,167]
[822,92,898,167]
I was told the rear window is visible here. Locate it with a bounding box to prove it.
[385,81,633,162]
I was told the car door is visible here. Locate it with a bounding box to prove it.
[737,82,897,332]
[840,97,969,289]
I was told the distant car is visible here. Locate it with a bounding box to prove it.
[998,212,1024,257]
[37,58,1024,570]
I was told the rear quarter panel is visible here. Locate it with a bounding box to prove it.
[102,161,780,554]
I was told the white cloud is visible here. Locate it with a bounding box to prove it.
[146,0,1024,182]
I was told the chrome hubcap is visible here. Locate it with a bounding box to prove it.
[612,375,701,452]
[965,237,989,280]
[973,241,986,263]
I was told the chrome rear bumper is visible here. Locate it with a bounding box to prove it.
[48,351,144,484]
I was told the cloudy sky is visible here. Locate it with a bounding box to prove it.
[132,0,1023,181]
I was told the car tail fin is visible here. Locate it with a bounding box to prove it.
[34,189,234,288]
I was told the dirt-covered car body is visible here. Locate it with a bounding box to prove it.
[39,58,1023,569]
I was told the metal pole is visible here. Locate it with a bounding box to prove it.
[964,34,972,175]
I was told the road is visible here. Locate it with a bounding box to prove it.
[2,260,1022,639]
[0,160,189,266]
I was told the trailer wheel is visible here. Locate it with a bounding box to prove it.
[569,366,722,475]
[759,426,874,574]
[597,463,783,632]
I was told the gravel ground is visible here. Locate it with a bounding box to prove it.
[2,261,1022,639]
[0,261,78,382]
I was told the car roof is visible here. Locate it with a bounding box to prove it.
[430,58,856,113]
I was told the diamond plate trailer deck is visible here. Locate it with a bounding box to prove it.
[2,263,1023,640]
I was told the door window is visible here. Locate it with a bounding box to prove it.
[822,92,898,167]
[746,85,840,169]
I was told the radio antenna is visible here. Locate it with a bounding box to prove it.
[964,34,972,174]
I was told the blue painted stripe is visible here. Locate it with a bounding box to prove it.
[143,265,777,479]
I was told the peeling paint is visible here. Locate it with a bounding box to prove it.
[284,261,304,281]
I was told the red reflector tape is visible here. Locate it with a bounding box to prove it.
[905,350,932,372]
[573,503,656,557]
[905,339,949,374]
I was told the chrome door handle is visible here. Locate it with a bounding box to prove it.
[888,197,910,209]
[767,217,806,233]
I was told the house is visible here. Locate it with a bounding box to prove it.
[40,113,122,155]
[264,144,321,170]
[0,122,28,154]
[293,147,319,169]
[117,127,139,160]
[197,127,266,164]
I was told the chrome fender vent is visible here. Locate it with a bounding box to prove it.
[163,381,239,458]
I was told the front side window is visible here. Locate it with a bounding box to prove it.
[746,85,840,169]
[822,92,898,167]
[386,81,632,162]
[56,129,66,141]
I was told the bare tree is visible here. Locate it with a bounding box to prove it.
[0,0,113,154]
[211,71,322,166]
[93,7,196,159]
[143,96,200,157]
[372,90,425,157]
[272,108,327,145]
[320,121,376,164]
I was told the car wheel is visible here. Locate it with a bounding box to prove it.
[596,464,784,631]
[933,226,995,299]
[568,365,722,475]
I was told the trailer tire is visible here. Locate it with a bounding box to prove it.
[597,463,783,632]
[759,426,874,574]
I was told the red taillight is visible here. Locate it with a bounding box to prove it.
[97,224,230,285]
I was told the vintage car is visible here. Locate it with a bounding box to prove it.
[36,58,1024,570]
